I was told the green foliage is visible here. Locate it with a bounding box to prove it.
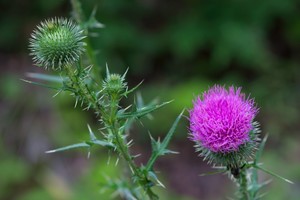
[146,111,183,171]
[46,125,114,154]
[26,2,183,198]
[1,0,297,199]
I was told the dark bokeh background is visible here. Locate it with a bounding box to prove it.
[1,0,300,199]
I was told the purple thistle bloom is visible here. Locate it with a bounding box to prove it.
[190,85,258,154]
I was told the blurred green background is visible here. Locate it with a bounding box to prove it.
[1,0,299,199]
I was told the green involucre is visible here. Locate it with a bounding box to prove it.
[29,18,86,70]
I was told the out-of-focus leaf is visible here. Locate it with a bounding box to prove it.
[253,164,294,184]
[147,171,165,188]
[21,79,61,90]
[254,134,268,164]
[84,7,105,30]
[26,72,65,83]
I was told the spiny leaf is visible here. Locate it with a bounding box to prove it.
[46,125,114,153]
[26,72,65,83]
[253,164,294,184]
[146,110,184,170]
[117,101,173,120]
[46,139,114,154]
[90,139,114,147]
[21,79,61,90]
[45,142,90,153]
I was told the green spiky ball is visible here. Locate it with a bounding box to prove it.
[103,73,127,95]
[29,18,86,70]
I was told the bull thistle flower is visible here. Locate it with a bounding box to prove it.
[189,85,260,169]
[29,18,86,70]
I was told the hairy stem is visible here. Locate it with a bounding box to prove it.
[65,64,104,114]
[65,64,157,200]
[238,168,249,200]
[114,129,158,199]
[107,96,158,200]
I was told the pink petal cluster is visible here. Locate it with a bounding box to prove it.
[190,85,258,153]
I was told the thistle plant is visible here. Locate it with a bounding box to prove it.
[189,85,293,199]
[26,1,182,199]
[25,0,293,199]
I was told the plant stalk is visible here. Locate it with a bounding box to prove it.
[107,95,158,200]
[70,0,102,82]
[238,168,250,200]
[65,64,158,200]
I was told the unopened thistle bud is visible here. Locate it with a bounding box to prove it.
[29,18,86,70]
[103,73,127,96]
[189,85,260,168]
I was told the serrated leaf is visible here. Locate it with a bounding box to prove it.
[46,142,90,153]
[253,164,294,184]
[146,110,184,170]
[117,101,172,120]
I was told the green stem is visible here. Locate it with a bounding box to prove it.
[111,127,158,200]
[65,65,157,200]
[65,65,104,115]
[107,97,158,200]
[238,168,249,200]
[70,0,102,81]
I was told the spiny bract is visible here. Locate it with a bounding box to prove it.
[29,18,86,70]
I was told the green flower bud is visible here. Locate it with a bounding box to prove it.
[29,18,86,70]
[103,73,127,95]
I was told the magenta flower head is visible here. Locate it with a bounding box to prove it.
[189,85,260,167]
